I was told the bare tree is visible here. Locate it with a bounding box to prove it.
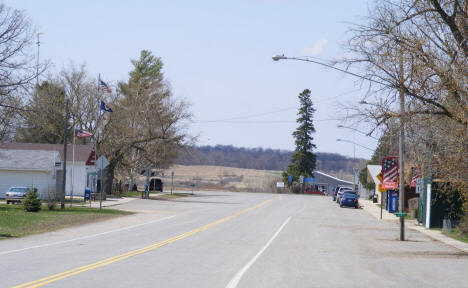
[342,0,468,216]
[0,4,47,140]
[99,50,192,194]
[342,0,467,130]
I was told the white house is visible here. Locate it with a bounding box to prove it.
[0,143,95,197]
[0,149,61,199]
[367,164,382,202]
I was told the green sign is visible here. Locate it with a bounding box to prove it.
[394,212,407,217]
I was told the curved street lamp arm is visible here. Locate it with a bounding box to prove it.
[273,55,390,87]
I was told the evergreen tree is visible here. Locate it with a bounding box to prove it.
[17,81,69,144]
[283,89,317,187]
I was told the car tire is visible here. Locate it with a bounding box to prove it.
[340,204,343,207]
[355,205,359,209]
[6,200,9,204]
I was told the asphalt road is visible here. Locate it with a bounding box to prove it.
[1,191,468,288]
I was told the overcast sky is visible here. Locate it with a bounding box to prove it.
[9,0,379,159]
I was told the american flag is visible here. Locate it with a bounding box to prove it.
[99,80,112,93]
[76,129,93,138]
[382,157,398,189]
[410,167,421,188]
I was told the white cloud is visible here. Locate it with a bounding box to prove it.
[301,38,329,56]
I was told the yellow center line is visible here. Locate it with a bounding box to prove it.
[13,195,281,288]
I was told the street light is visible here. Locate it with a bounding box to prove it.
[337,125,379,141]
[336,138,374,153]
[274,53,406,240]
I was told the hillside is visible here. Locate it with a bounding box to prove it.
[176,145,362,176]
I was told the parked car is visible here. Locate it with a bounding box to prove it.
[335,186,353,203]
[339,192,359,208]
[5,187,29,204]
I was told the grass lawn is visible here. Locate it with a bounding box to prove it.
[441,228,468,244]
[121,190,142,197]
[0,204,132,240]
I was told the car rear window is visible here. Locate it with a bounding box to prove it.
[10,188,28,192]
[343,193,356,198]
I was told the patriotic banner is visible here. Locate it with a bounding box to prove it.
[76,129,93,138]
[381,156,398,189]
[410,167,421,188]
[100,100,113,113]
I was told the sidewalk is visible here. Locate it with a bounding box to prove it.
[75,197,136,209]
[360,198,468,253]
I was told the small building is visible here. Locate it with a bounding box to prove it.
[313,171,354,195]
[0,149,62,199]
[0,143,96,197]
[367,165,382,202]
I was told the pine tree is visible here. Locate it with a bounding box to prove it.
[283,89,317,188]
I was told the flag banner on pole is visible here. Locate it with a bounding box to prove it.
[99,80,112,93]
[410,167,421,188]
[381,156,398,189]
[76,129,93,138]
[100,100,113,112]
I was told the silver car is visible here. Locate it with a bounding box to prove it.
[5,187,29,204]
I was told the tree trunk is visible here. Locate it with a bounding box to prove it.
[104,162,116,196]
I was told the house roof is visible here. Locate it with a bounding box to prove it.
[315,171,353,185]
[367,165,381,185]
[0,142,93,162]
[0,149,61,171]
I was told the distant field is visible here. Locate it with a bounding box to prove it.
[135,165,353,193]
[159,165,283,192]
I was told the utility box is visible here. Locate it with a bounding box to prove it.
[84,187,91,201]
[387,190,399,213]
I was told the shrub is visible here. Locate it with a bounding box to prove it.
[23,188,42,212]
[47,200,56,211]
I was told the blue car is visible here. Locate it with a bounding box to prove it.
[339,192,359,209]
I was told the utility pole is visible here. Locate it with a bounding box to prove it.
[61,100,70,209]
[398,53,405,241]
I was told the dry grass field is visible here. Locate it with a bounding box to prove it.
[134,165,353,193]
[158,165,283,192]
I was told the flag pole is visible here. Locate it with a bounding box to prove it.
[70,127,76,207]
[95,74,99,209]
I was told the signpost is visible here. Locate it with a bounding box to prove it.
[416,178,423,194]
[96,155,109,209]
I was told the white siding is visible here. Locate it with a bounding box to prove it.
[0,170,52,199]
[66,162,87,196]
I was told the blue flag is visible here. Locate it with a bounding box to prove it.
[100,100,113,113]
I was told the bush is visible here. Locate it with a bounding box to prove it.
[23,188,42,212]
[47,200,56,211]
[458,216,468,236]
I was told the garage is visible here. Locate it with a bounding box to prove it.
[0,149,62,199]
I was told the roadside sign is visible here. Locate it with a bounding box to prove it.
[287,175,292,183]
[96,155,109,169]
[305,177,316,183]
[276,182,285,188]
[416,178,423,194]
[299,176,304,184]
[378,183,386,192]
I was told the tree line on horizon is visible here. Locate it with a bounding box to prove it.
[176,144,361,175]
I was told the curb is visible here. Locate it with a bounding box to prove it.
[360,198,468,253]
